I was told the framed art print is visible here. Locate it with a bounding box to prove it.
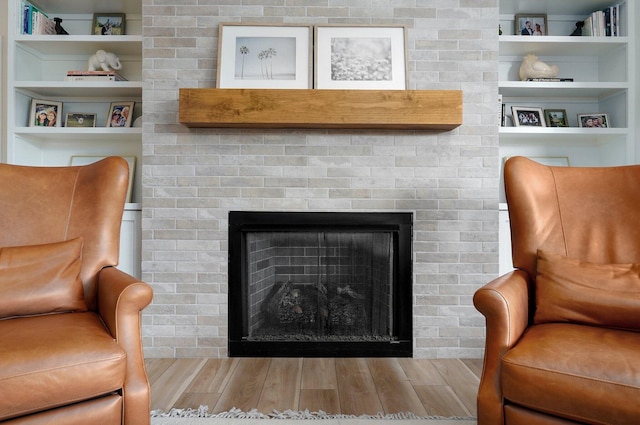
[30,99,62,127]
[314,25,407,90]
[217,23,313,89]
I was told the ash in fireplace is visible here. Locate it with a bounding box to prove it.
[249,280,394,342]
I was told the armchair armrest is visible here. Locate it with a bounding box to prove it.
[473,270,532,425]
[97,266,153,425]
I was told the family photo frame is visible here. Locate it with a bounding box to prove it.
[545,109,569,127]
[92,13,126,35]
[65,113,97,128]
[30,99,62,127]
[107,101,135,127]
[515,14,547,36]
[578,113,610,128]
[512,106,546,127]
[216,23,408,90]
[217,23,313,89]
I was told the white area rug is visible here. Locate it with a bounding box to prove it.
[151,407,477,425]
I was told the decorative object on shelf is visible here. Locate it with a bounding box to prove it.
[545,109,569,127]
[511,106,546,127]
[92,13,125,35]
[65,113,97,128]
[29,99,62,127]
[217,23,312,89]
[518,53,559,80]
[570,21,584,36]
[315,25,407,90]
[515,14,547,36]
[88,50,122,72]
[70,156,136,203]
[578,113,609,128]
[66,70,127,82]
[53,17,69,35]
[499,25,502,35]
[107,101,135,128]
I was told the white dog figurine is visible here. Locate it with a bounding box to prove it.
[88,50,122,72]
[518,53,559,80]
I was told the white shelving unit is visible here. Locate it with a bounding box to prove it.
[499,1,635,189]
[498,0,636,272]
[4,0,143,277]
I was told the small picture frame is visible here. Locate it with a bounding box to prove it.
[30,99,62,127]
[93,13,126,36]
[512,106,546,127]
[315,25,408,90]
[107,101,135,127]
[515,14,547,36]
[544,109,569,127]
[578,113,610,128]
[65,113,97,128]
[217,23,313,89]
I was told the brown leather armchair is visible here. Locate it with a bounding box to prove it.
[0,157,153,424]
[474,156,640,425]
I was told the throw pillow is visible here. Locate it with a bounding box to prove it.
[0,237,87,319]
[534,249,640,331]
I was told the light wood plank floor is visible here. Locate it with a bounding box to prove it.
[146,358,481,418]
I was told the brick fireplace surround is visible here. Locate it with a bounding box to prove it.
[142,0,499,359]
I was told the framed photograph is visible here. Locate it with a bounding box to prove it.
[65,113,97,128]
[515,14,547,36]
[92,13,126,35]
[70,156,136,203]
[30,99,62,127]
[545,109,569,127]
[217,23,312,89]
[315,25,407,90]
[511,106,546,127]
[578,113,609,128]
[107,102,135,127]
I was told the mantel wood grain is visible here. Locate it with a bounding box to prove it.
[179,89,462,130]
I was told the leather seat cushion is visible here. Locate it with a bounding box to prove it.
[502,323,640,424]
[0,312,127,421]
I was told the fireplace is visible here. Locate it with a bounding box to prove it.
[228,211,413,357]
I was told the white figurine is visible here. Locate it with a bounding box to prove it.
[88,50,122,72]
[518,53,559,80]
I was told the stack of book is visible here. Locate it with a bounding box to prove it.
[65,70,128,82]
[583,4,622,37]
[20,0,55,35]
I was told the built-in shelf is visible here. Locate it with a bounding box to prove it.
[179,89,463,130]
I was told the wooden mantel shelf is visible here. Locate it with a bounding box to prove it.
[179,89,462,131]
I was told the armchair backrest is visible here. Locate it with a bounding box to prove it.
[504,156,640,276]
[0,157,129,310]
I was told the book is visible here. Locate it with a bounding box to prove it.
[66,70,128,81]
[20,0,52,35]
[525,78,574,82]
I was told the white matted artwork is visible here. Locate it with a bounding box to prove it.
[315,25,407,90]
[217,23,313,89]
[70,155,136,203]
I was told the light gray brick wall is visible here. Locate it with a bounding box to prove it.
[142,0,499,358]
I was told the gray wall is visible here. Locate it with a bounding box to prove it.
[141,0,500,358]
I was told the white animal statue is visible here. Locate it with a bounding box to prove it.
[87,50,122,72]
[518,53,559,80]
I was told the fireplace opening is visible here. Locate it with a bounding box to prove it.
[228,211,413,357]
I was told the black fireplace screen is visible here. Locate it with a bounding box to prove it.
[246,232,394,342]
[228,211,413,357]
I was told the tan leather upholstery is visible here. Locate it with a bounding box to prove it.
[0,157,153,425]
[474,156,640,425]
